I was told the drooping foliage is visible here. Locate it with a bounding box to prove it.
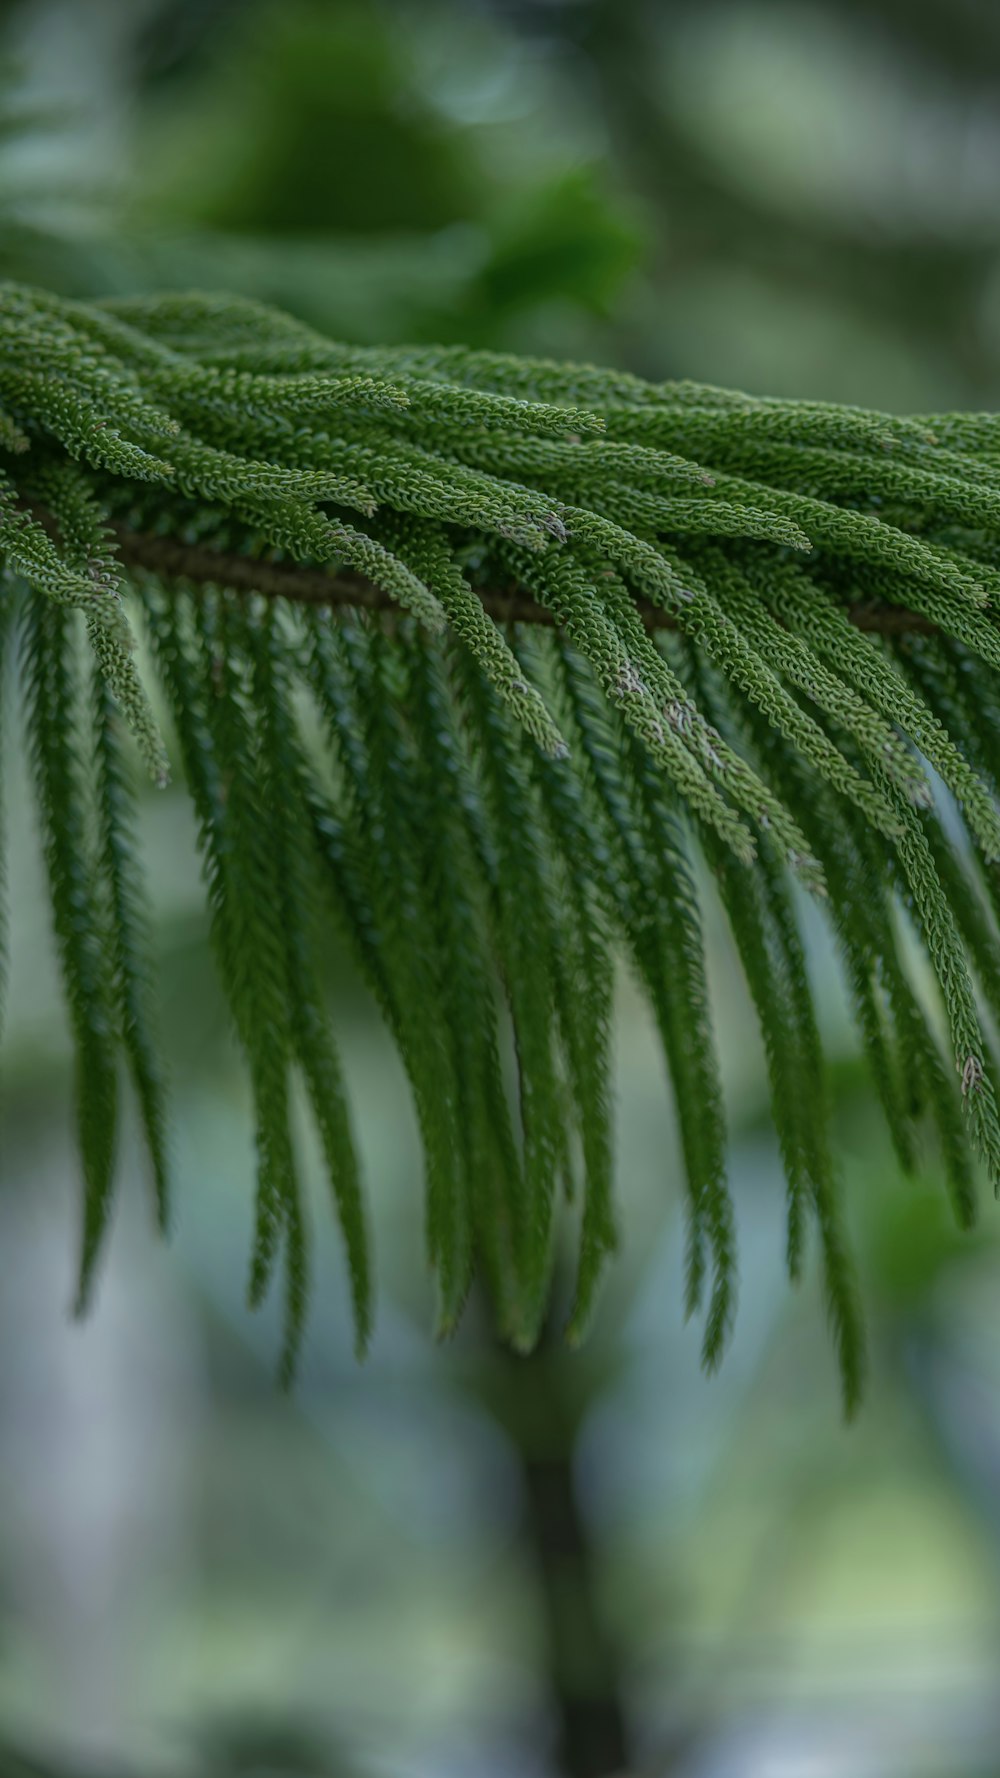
[4,278,1000,1407]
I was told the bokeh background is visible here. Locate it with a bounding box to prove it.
[3,2,1000,1774]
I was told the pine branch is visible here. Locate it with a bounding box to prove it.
[102,523,937,635]
[6,274,1000,1408]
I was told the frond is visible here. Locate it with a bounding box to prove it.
[5,275,1000,1406]
[20,594,119,1308]
[241,603,370,1371]
[0,576,11,1047]
[92,670,170,1232]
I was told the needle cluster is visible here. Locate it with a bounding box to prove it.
[5,277,1000,1405]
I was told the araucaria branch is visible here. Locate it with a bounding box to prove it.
[5,277,1000,1408]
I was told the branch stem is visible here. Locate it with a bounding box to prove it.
[109,524,938,636]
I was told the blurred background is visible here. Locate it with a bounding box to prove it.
[3,1,1000,1774]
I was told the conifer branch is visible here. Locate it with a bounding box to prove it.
[99,522,937,635]
[5,275,1000,1410]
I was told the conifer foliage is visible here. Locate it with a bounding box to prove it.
[5,277,1000,1405]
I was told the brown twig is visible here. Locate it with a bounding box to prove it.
[108,524,939,636]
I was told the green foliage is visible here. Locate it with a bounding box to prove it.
[135,1,642,346]
[4,278,1000,1408]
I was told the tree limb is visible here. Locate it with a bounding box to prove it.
[110,523,938,636]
